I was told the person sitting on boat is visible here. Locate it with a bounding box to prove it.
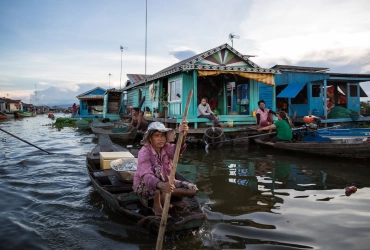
[126,107,149,132]
[257,111,292,143]
[133,121,198,216]
[256,100,276,127]
[197,97,226,128]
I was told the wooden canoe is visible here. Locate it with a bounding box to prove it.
[91,118,116,130]
[86,134,207,233]
[91,126,137,143]
[255,138,370,160]
[15,111,36,118]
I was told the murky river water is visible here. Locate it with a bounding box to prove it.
[1,115,369,250]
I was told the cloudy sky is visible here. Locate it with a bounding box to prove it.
[1,0,369,103]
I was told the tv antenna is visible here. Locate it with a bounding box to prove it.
[229,33,240,47]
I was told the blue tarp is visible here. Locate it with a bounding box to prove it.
[277,83,306,98]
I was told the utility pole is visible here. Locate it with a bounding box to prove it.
[120,46,128,89]
[109,73,111,88]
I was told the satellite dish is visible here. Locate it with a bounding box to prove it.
[229,33,240,47]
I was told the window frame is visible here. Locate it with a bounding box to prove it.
[169,78,182,102]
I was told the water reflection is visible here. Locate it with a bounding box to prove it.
[1,117,370,249]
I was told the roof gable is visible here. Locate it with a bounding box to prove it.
[190,45,259,68]
[123,43,278,91]
[196,48,251,67]
[76,87,106,98]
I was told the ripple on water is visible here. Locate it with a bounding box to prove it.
[1,117,370,249]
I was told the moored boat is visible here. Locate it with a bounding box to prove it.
[76,119,90,130]
[15,111,36,118]
[0,112,7,119]
[90,118,115,130]
[91,126,138,143]
[86,134,207,233]
[255,137,370,160]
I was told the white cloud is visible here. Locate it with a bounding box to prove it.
[240,0,370,63]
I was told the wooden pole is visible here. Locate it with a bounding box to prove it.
[155,90,193,250]
[0,127,52,154]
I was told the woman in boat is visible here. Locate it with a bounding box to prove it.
[133,121,198,216]
[257,111,292,143]
[126,107,149,132]
[256,100,276,127]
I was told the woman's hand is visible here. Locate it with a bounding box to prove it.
[179,121,189,133]
[157,181,175,194]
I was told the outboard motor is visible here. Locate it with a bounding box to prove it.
[303,115,321,131]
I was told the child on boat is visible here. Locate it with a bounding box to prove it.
[133,122,198,216]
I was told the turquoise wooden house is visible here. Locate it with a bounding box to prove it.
[122,43,279,128]
[103,88,127,121]
[76,87,106,118]
[270,65,370,122]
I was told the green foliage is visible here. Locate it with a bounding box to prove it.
[158,89,169,106]
[360,101,370,113]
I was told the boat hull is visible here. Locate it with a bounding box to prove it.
[15,111,36,118]
[86,134,206,233]
[255,138,370,160]
[91,126,137,143]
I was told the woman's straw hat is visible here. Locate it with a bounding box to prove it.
[140,122,176,145]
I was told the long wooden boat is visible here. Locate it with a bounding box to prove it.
[255,137,370,160]
[0,111,15,118]
[86,134,207,233]
[76,119,90,130]
[15,111,36,118]
[91,118,116,129]
[0,112,7,119]
[91,126,137,143]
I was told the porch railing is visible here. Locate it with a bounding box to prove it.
[168,102,181,116]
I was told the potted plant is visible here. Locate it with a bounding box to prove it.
[158,89,169,107]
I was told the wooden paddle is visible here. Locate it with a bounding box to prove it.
[155,89,193,250]
[0,127,53,154]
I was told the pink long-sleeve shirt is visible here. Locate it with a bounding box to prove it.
[133,143,186,191]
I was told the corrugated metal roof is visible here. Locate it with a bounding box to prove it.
[329,73,370,79]
[76,87,106,98]
[271,65,329,73]
[127,74,150,84]
[0,98,21,103]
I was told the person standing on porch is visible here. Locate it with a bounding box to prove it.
[72,103,77,117]
[197,98,225,127]
[256,100,276,127]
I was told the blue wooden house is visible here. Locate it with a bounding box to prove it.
[122,43,279,129]
[270,65,370,122]
[76,87,106,118]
